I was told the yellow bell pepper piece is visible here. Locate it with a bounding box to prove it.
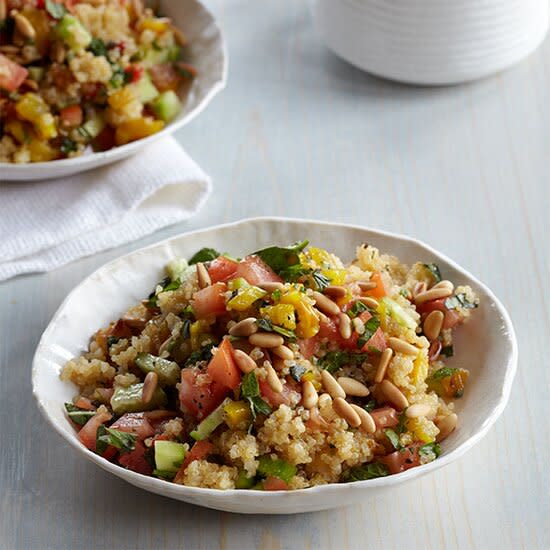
[15,93,57,140]
[108,87,138,110]
[115,117,164,145]
[138,17,169,33]
[302,371,322,391]
[322,268,347,285]
[260,304,296,330]
[280,289,319,339]
[28,140,58,162]
[411,351,429,387]
[190,320,211,351]
[227,286,266,311]
[224,400,252,429]
[406,417,438,444]
[5,120,28,144]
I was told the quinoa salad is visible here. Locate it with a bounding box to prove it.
[60,241,479,490]
[0,0,196,163]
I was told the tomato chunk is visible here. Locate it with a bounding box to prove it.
[174,440,214,483]
[263,476,289,491]
[110,412,155,441]
[259,379,299,408]
[379,444,422,474]
[191,282,227,318]
[234,256,282,286]
[78,409,112,452]
[370,407,399,429]
[118,440,153,475]
[59,104,83,127]
[208,256,238,283]
[179,367,228,419]
[0,54,28,92]
[207,338,241,390]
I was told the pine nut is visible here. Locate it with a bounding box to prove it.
[317,393,332,409]
[321,370,346,399]
[265,363,283,393]
[414,287,453,305]
[332,397,361,428]
[406,403,432,418]
[157,336,173,357]
[302,381,318,409]
[388,337,419,356]
[248,332,284,348]
[324,285,346,298]
[338,313,352,339]
[13,12,35,39]
[196,262,211,289]
[357,296,379,309]
[142,371,158,404]
[131,0,143,18]
[22,78,38,91]
[257,282,284,292]
[352,317,365,334]
[172,26,188,47]
[429,339,442,362]
[233,349,257,374]
[228,317,258,337]
[374,348,393,383]
[350,404,376,433]
[423,310,444,341]
[0,0,6,22]
[312,291,340,316]
[358,281,377,291]
[432,280,454,293]
[379,379,409,410]
[272,345,293,360]
[337,376,369,397]
[413,281,427,298]
[436,413,458,441]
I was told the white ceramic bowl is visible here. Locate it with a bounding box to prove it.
[32,218,517,514]
[312,0,549,85]
[2,0,227,181]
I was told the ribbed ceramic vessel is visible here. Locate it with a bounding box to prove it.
[312,0,549,85]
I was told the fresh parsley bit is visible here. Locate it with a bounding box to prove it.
[441,345,454,357]
[147,276,181,307]
[430,366,457,380]
[240,372,272,419]
[60,137,77,155]
[347,300,368,319]
[188,247,220,265]
[271,289,282,301]
[395,411,407,434]
[184,342,215,367]
[445,293,479,310]
[88,37,108,57]
[109,66,127,88]
[384,429,402,450]
[253,240,309,278]
[419,442,441,462]
[344,462,389,482]
[318,351,369,374]
[64,403,96,426]
[399,288,409,298]
[310,269,331,292]
[423,263,442,283]
[363,399,377,412]
[95,425,137,455]
[289,364,306,382]
[45,0,68,19]
[356,316,380,349]
[107,335,120,349]
[255,318,296,341]
[153,469,177,480]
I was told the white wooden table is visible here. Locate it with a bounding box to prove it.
[1,1,549,548]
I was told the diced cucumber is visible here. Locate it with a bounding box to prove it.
[378,297,417,330]
[110,383,167,414]
[130,72,159,103]
[135,352,180,386]
[166,257,189,282]
[235,470,255,489]
[190,398,232,441]
[27,67,45,82]
[141,44,181,68]
[151,90,181,122]
[80,115,105,140]
[154,440,188,472]
[257,456,296,483]
[56,15,92,51]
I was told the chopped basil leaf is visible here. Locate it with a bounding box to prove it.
[255,318,296,341]
[107,336,119,348]
[289,364,306,382]
[395,411,407,434]
[184,342,215,367]
[248,395,272,417]
[344,462,389,482]
[430,366,456,380]
[423,263,442,283]
[109,66,127,88]
[419,442,441,461]
[253,240,309,278]
[347,300,368,319]
[147,276,181,307]
[318,351,369,374]
[188,248,220,265]
[271,289,282,301]
[240,372,272,418]
[311,270,331,292]
[356,316,380,349]
[153,469,176,480]
[46,0,67,19]
[96,425,137,455]
[64,403,96,426]
[60,137,77,155]
[441,345,454,357]
[88,37,108,57]
[363,399,377,412]
[384,429,402,450]
[445,293,478,311]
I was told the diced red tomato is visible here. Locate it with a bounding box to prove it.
[263,476,289,491]
[74,396,95,411]
[77,409,112,452]
[364,272,386,298]
[415,298,446,315]
[148,63,181,92]
[59,104,83,127]
[92,125,116,152]
[305,406,329,431]
[110,413,155,441]
[370,407,399,429]
[379,443,422,474]
[191,282,227,318]
[234,256,282,286]
[118,440,152,475]
[259,379,299,408]
[208,256,238,283]
[298,337,320,360]
[318,315,339,339]
[361,326,387,353]
[124,64,143,84]
[0,54,28,92]
[207,338,241,390]
[443,309,461,329]
[179,367,228,419]
[174,440,214,482]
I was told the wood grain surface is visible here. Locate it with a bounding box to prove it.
[1,1,549,548]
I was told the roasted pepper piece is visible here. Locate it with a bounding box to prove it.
[115,117,164,145]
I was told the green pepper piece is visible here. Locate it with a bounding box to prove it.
[257,456,296,483]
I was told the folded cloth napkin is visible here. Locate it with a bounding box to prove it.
[0,137,211,282]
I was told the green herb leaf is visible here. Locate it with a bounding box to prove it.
[423,263,442,283]
[45,0,67,19]
[311,270,331,292]
[344,462,389,482]
[445,293,479,310]
[240,372,272,418]
[96,425,137,455]
[109,66,127,88]
[188,248,220,265]
[356,316,380,349]
[289,364,306,382]
[147,276,181,307]
[60,137,77,155]
[248,396,272,417]
[347,300,368,319]
[184,342,215,367]
[430,366,456,380]
[255,318,296,341]
[395,411,407,434]
[64,403,96,426]
[441,345,454,357]
[363,399,377,412]
[419,442,441,462]
[384,429,402,450]
[153,469,177,480]
[253,240,308,278]
[88,37,108,57]
[107,336,119,349]
[257,456,296,483]
[318,351,369,374]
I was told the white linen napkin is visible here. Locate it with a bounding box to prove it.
[0,137,211,282]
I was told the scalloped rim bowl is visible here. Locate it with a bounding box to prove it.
[2,0,227,181]
[32,218,518,514]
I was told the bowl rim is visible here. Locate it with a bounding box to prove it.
[1,0,228,174]
[32,216,518,501]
